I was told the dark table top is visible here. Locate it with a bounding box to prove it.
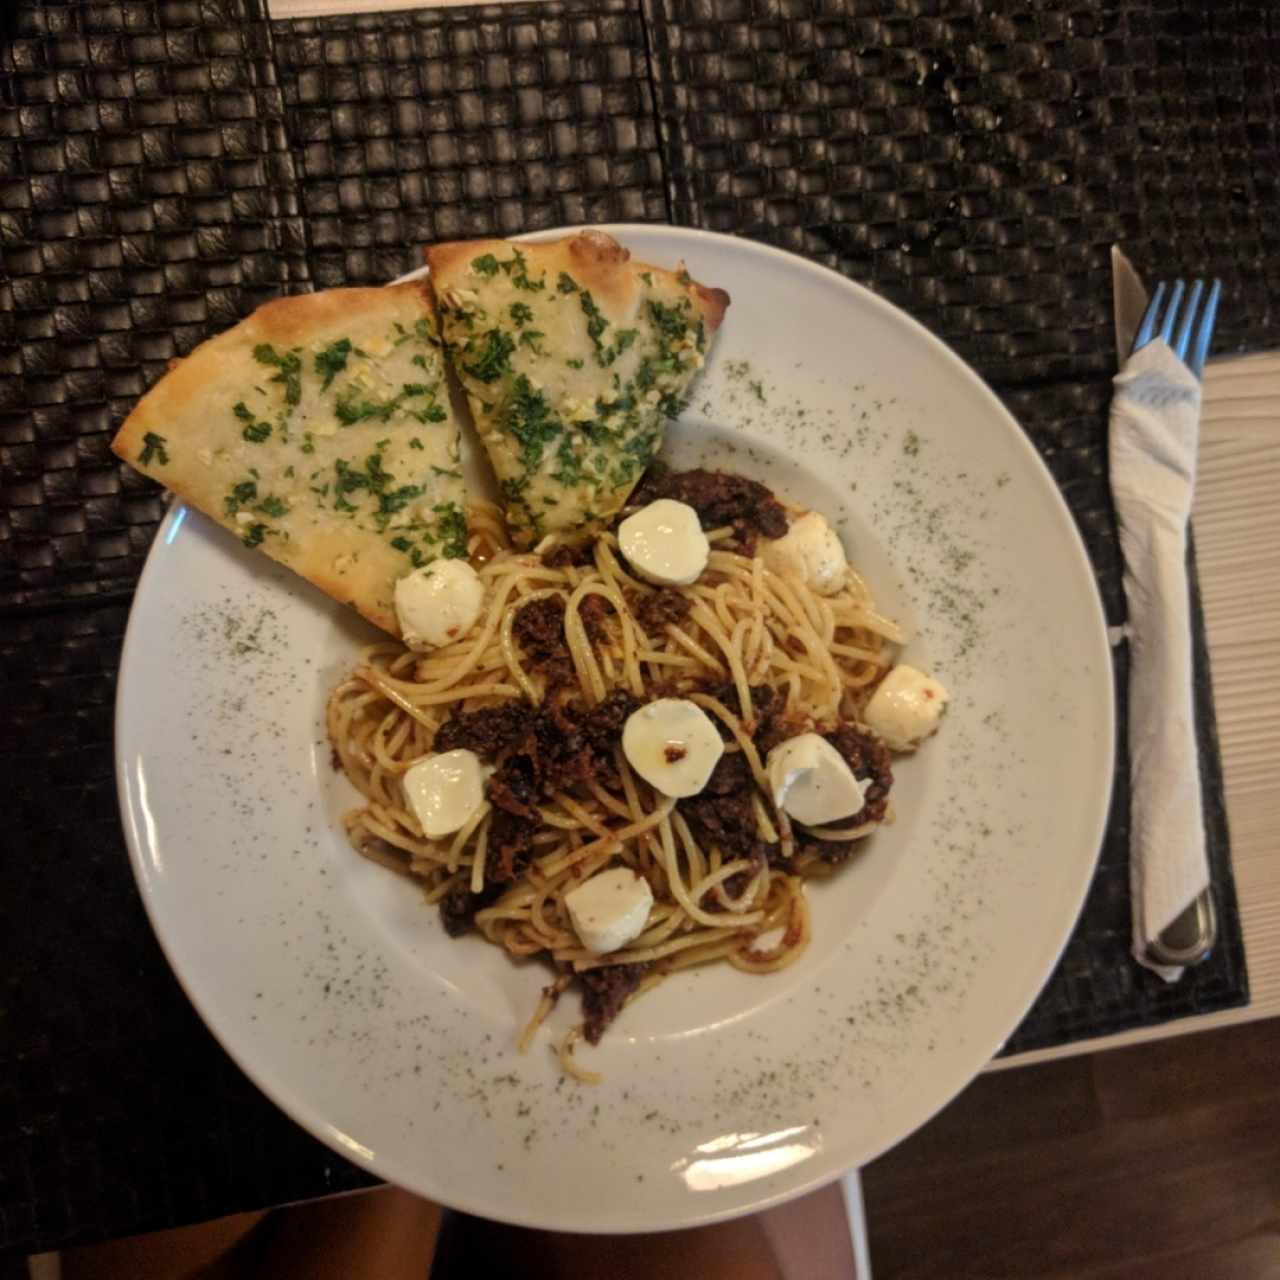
[2,0,1272,1256]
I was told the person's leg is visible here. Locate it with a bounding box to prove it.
[431,1213,784,1280]
[57,1212,266,1280]
[199,1187,442,1280]
[431,1182,856,1280]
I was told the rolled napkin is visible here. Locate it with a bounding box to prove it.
[1109,339,1210,981]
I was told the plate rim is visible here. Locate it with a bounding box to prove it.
[115,222,1115,1230]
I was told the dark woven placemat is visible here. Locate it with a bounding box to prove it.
[271,0,669,287]
[645,0,1280,383]
[0,0,311,611]
[0,0,1266,1256]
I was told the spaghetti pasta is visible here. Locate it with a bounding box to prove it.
[327,478,909,1079]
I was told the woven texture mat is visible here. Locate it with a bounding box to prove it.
[1,0,1268,1253]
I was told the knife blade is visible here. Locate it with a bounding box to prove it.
[1111,245,1149,367]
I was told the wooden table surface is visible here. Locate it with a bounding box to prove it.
[1000,351,1280,1069]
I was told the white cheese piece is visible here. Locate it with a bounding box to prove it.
[565,867,654,955]
[766,732,869,827]
[402,748,492,840]
[617,499,710,587]
[622,698,724,798]
[760,510,849,595]
[394,559,484,651]
[863,664,950,751]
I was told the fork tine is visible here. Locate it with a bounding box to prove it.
[1159,279,1186,345]
[1172,279,1205,361]
[1133,281,1167,351]
[1188,279,1222,379]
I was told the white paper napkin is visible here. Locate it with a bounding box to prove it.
[1109,339,1210,981]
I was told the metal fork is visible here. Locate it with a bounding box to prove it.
[1131,275,1222,968]
[1132,277,1222,378]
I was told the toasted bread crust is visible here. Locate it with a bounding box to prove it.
[425,231,728,547]
[112,284,465,636]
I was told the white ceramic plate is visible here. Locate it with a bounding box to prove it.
[116,225,1113,1232]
